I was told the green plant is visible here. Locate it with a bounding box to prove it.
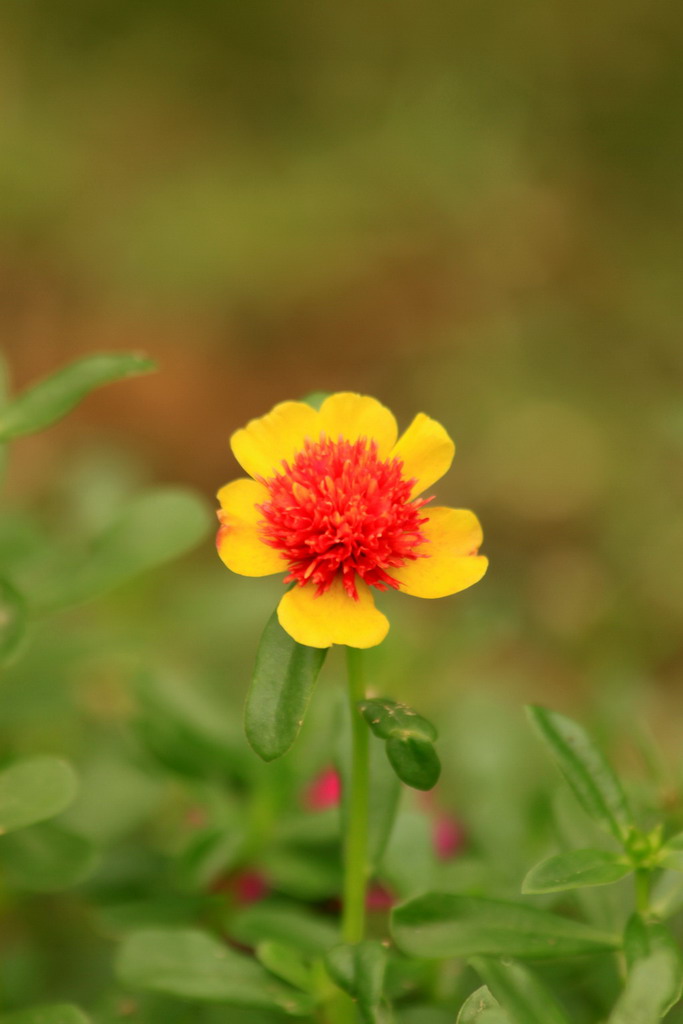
[3,365,683,1023]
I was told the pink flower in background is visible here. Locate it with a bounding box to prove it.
[211,868,270,905]
[433,812,465,860]
[305,766,342,811]
[365,883,395,912]
[207,773,466,914]
[232,869,269,905]
[185,806,208,829]
[418,788,467,860]
[304,767,466,861]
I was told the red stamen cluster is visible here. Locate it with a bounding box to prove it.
[258,435,430,600]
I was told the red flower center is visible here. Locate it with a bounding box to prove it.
[258,435,430,600]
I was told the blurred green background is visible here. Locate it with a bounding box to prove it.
[3,0,683,719]
[2,1,683,1016]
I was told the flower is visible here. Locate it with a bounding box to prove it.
[304,766,343,811]
[433,812,465,859]
[210,868,270,905]
[216,393,487,649]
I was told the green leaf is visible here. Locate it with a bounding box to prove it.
[0,757,78,835]
[657,830,683,872]
[325,942,388,1024]
[470,957,572,1024]
[607,958,682,1023]
[336,694,401,872]
[526,706,634,843]
[398,1006,456,1024]
[116,927,314,1015]
[650,871,683,920]
[608,916,683,1022]
[96,894,215,934]
[256,941,314,993]
[623,913,653,969]
[261,840,341,901]
[367,732,401,870]
[391,894,619,960]
[300,391,329,411]
[380,809,436,898]
[0,352,155,440]
[32,488,211,611]
[134,671,245,782]
[386,734,441,791]
[522,848,633,894]
[61,749,162,843]
[174,825,245,892]
[662,830,683,850]
[359,698,440,791]
[0,577,27,665]
[0,821,97,891]
[659,854,683,872]
[359,698,437,742]
[457,986,510,1024]
[0,1006,90,1024]
[230,902,339,956]
[245,611,327,762]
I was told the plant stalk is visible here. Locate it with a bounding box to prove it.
[341,646,370,945]
[635,868,651,915]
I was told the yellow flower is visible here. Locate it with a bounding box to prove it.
[216,393,488,649]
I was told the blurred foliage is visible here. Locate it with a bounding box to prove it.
[1,0,683,1018]
[2,0,683,716]
[2,351,683,1018]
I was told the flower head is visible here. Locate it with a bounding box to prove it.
[217,393,487,648]
[304,766,343,811]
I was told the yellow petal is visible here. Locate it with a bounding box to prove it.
[319,393,398,457]
[390,413,455,497]
[216,478,284,576]
[395,507,488,598]
[277,577,389,649]
[231,401,320,481]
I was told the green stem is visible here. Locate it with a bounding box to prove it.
[341,646,370,945]
[635,868,651,915]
